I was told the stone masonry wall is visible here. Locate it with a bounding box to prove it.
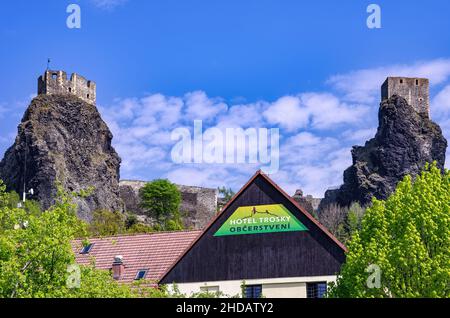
[381,77,429,117]
[119,180,218,230]
[38,70,96,105]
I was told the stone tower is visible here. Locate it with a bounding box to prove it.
[38,70,96,105]
[381,77,429,117]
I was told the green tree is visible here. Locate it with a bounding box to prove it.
[346,202,365,235]
[328,163,450,298]
[218,186,235,202]
[140,179,181,226]
[0,181,158,298]
[0,189,41,216]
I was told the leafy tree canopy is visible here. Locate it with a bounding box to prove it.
[140,179,181,225]
[0,181,157,298]
[328,163,449,298]
[218,186,235,202]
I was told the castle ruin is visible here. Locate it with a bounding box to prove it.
[38,70,96,105]
[381,77,429,117]
[119,180,218,230]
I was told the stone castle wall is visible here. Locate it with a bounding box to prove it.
[38,70,96,105]
[381,77,429,117]
[119,180,218,230]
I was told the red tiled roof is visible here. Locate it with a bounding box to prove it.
[73,230,201,283]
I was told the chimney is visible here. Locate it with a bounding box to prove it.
[112,255,124,280]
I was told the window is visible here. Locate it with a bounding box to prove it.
[306,282,327,298]
[52,73,57,80]
[87,94,90,98]
[135,269,148,280]
[244,285,262,298]
[400,79,403,84]
[80,243,94,254]
[68,87,72,92]
[416,79,419,85]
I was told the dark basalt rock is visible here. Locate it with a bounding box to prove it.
[0,94,122,220]
[320,95,447,209]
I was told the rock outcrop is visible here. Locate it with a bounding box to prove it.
[320,95,447,209]
[0,94,122,220]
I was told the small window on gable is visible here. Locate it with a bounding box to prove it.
[80,243,94,254]
[135,269,148,280]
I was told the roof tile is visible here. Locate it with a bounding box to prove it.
[73,231,201,283]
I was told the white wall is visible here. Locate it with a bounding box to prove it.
[169,275,337,298]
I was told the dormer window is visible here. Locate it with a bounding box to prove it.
[80,243,94,254]
[135,269,148,280]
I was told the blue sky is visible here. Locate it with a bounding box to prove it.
[1,0,449,196]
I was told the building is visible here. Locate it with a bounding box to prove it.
[74,171,346,298]
[381,77,429,117]
[38,70,96,105]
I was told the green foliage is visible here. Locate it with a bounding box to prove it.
[89,210,125,237]
[164,210,184,231]
[0,184,85,297]
[124,214,155,234]
[0,188,41,216]
[0,181,160,298]
[140,179,182,228]
[218,186,235,202]
[125,222,155,234]
[328,163,450,298]
[346,202,365,235]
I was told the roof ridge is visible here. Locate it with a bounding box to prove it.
[75,229,202,240]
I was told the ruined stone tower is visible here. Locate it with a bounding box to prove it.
[381,77,429,117]
[38,70,96,105]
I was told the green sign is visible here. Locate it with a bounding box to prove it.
[214,204,308,237]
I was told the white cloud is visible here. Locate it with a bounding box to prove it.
[273,131,351,197]
[328,58,450,104]
[432,84,450,117]
[263,96,309,131]
[215,102,266,129]
[94,58,450,198]
[184,91,228,122]
[263,93,370,131]
[299,93,370,129]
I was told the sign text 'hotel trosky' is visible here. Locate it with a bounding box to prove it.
[214,204,308,237]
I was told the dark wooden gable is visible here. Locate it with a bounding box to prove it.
[160,171,346,284]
